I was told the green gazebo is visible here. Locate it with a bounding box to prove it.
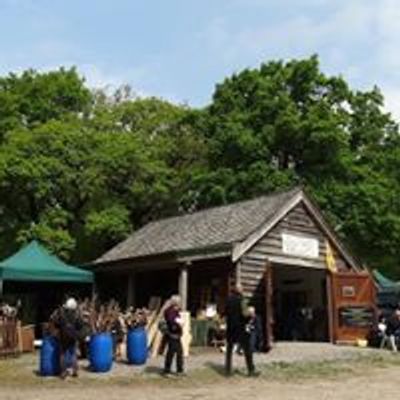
[0,241,93,294]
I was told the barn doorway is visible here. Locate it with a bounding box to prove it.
[272,265,329,342]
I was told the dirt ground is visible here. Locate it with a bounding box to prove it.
[0,343,399,400]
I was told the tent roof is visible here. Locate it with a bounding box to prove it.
[0,241,93,283]
[373,269,400,291]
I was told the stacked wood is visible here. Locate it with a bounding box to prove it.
[147,300,192,358]
[146,297,162,348]
[149,299,170,358]
[181,311,192,357]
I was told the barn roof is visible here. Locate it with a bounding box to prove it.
[95,187,301,264]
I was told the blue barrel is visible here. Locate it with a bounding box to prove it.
[127,327,148,365]
[89,333,113,373]
[40,336,60,376]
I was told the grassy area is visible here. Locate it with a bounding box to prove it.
[187,352,400,385]
[1,351,400,389]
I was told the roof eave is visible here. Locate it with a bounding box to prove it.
[91,243,232,272]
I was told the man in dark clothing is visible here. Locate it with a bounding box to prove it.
[53,298,83,379]
[225,285,258,376]
[163,295,184,376]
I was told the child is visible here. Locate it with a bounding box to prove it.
[246,306,264,352]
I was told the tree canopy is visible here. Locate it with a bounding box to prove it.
[0,59,399,276]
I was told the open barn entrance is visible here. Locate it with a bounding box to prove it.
[272,264,329,342]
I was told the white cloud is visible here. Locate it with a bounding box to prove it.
[381,87,400,121]
[199,0,400,120]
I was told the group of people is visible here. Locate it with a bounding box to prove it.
[48,284,263,379]
[162,285,262,377]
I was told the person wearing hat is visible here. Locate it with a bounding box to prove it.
[54,297,83,379]
[162,295,185,376]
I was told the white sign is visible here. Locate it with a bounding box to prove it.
[281,233,319,259]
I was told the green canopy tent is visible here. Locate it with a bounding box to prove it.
[372,269,400,292]
[373,269,400,311]
[0,241,93,294]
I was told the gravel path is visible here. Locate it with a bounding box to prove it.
[1,354,400,400]
[8,341,380,379]
[0,342,389,400]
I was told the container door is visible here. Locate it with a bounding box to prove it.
[330,271,376,343]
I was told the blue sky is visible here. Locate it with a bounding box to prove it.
[1,0,400,118]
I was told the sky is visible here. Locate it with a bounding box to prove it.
[1,0,400,119]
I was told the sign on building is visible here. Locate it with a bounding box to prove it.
[281,233,319,258]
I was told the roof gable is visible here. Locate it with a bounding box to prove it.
[232,191,360,271]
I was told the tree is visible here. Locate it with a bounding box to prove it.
[199,56,400,276]
[0,68,92,139]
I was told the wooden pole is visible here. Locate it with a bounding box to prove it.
[127,273,136,307]
[326,272,335,343]
[235,260,242,286]
[0,279,3,297]
[179,264,189,311]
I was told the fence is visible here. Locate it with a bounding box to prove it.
[0,320,20,357]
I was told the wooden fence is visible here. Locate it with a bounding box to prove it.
[0,320,20,357]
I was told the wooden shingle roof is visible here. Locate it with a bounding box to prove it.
[95,187,301,264]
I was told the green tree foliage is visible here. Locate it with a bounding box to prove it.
[0,68,91,136]
[201,56,400,276]
[0,59,399,277]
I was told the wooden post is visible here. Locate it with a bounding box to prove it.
[127,273,136,307]
[0,279,3,297]
[235,260,242,286]
[326,272,335,343]
[179,264,189,311]
[264,262,274,351]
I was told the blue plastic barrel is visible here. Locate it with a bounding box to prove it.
[89,333,113,373]
[40,335,60,376]
[127,327,148,365]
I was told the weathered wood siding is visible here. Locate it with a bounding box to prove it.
[240,201,351,302]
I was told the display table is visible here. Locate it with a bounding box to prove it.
[191,319,218,347]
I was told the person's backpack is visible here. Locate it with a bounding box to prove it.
[61,310,80,341]
[158,319,168,335]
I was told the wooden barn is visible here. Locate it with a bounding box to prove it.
[92,187,376,346]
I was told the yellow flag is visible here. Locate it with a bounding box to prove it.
[326,240,337,272]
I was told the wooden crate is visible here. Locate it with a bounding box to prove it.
[20,325,35,353]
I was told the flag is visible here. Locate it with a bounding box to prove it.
[326,240,337,273]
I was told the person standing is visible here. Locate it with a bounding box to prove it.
[225,285,259,376]
[246,306,264,353]
[386,308,400,351]
[163,295,184,376]
[54,298,83,379]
